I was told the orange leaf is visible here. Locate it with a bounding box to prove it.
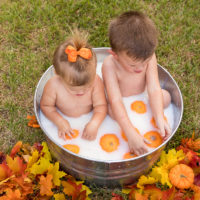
[6,156,27,175]
[0,162,12,181]
[181,133,200,152]
[62,179,82,200]
[129,189,148,200]
[143,185,163,200]
[27,115,40,128]
[13,176,33,197]
[39,174,53,196]
[4,188,23,200]
[10,141,22,158]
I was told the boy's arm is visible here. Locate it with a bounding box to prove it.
[146,53,170,138]
[82,76,107,140]
[102,57,148,155]
[40,79,73,139]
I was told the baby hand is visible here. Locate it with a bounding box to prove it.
[82,122,98,141]
[127,128,149,155]
[57,119,74,141]
[156,118,171,140]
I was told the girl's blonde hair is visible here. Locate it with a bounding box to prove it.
[53,29,97,86]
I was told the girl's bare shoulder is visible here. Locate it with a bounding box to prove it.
[44,75,63,90]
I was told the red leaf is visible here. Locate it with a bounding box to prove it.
[0,152,6,164]
[162,186,176,200]
[33,143,43,153]
[194,174,200,186]
[111,192,124,200]
[77,190,87,200]
[10,141,22,158]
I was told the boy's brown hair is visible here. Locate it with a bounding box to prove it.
[109,11,158,60]
[53,29,97,86]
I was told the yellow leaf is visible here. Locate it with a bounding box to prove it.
[29,157,51,175]
[53,193,66,200]
[157,149,185,169]
[122,188,131,194]
[48,162,66,186]
[76,181,92,196]
[42,142,52,161]
[27,150,39,169]
[137,175,157,189]
[150,166,172,187]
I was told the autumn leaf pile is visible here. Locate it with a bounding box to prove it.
[122,133,200,200]
[0,141,91,200]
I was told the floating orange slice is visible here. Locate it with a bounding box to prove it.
[150,116,168,128]
[121,128,140,142]
[63,144,80,154]
[131,101,147,114]
[123,152,137,159]
[144,131,163,148]
[100,134,119,152]
[65,129,79,140]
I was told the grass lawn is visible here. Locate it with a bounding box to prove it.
[0,0,199,199]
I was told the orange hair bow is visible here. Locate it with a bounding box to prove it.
[65,45,92,62]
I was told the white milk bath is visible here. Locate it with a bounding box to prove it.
[39,62,174,161]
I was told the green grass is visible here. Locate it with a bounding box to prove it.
[0,0,199,199]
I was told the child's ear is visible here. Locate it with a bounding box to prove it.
[108,49,118,60]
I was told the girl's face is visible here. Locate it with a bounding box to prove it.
[114,51,151,73]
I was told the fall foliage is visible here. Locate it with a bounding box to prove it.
[0,141,92,200]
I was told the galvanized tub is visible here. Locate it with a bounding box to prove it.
[34,48,183,187]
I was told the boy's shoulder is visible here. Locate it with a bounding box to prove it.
[102,55,116,72]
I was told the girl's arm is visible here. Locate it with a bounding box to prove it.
[40,79,73,140]
[82,76,107,140]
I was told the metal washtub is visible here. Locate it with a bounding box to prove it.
[34,48,183,187]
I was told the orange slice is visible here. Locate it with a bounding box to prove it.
[131,101,147,114]
[150,116,168,128]
[144,131,163,148]
[65,129,79,140]
[123,152,137,159]
[121,128,140,142]
[100,134,119,152]
[63,144,80,154]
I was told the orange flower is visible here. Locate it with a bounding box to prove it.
[63,144,80,154]
[65,129,79,140]
[144,131,163,148]
[100,134,119,152]
[131,101,147,114]
[123,152,137,159]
